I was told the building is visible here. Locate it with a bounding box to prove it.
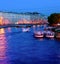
[0,11,48,25]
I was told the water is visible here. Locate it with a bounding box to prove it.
[0,27,60,64]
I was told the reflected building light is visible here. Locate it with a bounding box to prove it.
[0,28,5,34]
[7,27,11,33]
[33,25,36,28]
[0,28,10,64]
[37,25,40,27]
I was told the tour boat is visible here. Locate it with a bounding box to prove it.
[22,28,30,32]
[45,31,55,38]
[34,31,44,38]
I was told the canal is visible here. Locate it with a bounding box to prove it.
[0,27,60,64]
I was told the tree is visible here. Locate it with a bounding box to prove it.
[48,13,60,25]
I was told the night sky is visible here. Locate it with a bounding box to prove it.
[0,0,60,16]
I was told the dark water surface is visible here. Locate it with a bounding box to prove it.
[0,27,60,64]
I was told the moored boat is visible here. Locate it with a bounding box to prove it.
[45,31,55,38]
[34,31,44,38]
[55,28,60,39]
[22,28,30,32]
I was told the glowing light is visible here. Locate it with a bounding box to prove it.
[0,28,6,60]
[0,16,4,25]
[0,28,5,34]
[0,28,10,64]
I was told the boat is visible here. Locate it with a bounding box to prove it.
[45,31,55,38]
[55,28,60,39]
[22,28,30,32]
[34,31,44,38]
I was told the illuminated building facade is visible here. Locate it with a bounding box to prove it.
[0,12,47,25]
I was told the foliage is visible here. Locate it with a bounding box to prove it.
[48,13,60,25]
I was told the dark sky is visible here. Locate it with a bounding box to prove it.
[0,0,60,15]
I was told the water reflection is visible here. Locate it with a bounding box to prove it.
[39,38,44,41]
[0,27,59,64]
[0,28,10,64]
[0,28,5,34]
[7,27,11,33]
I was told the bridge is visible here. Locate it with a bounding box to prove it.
[0,23,47,28]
